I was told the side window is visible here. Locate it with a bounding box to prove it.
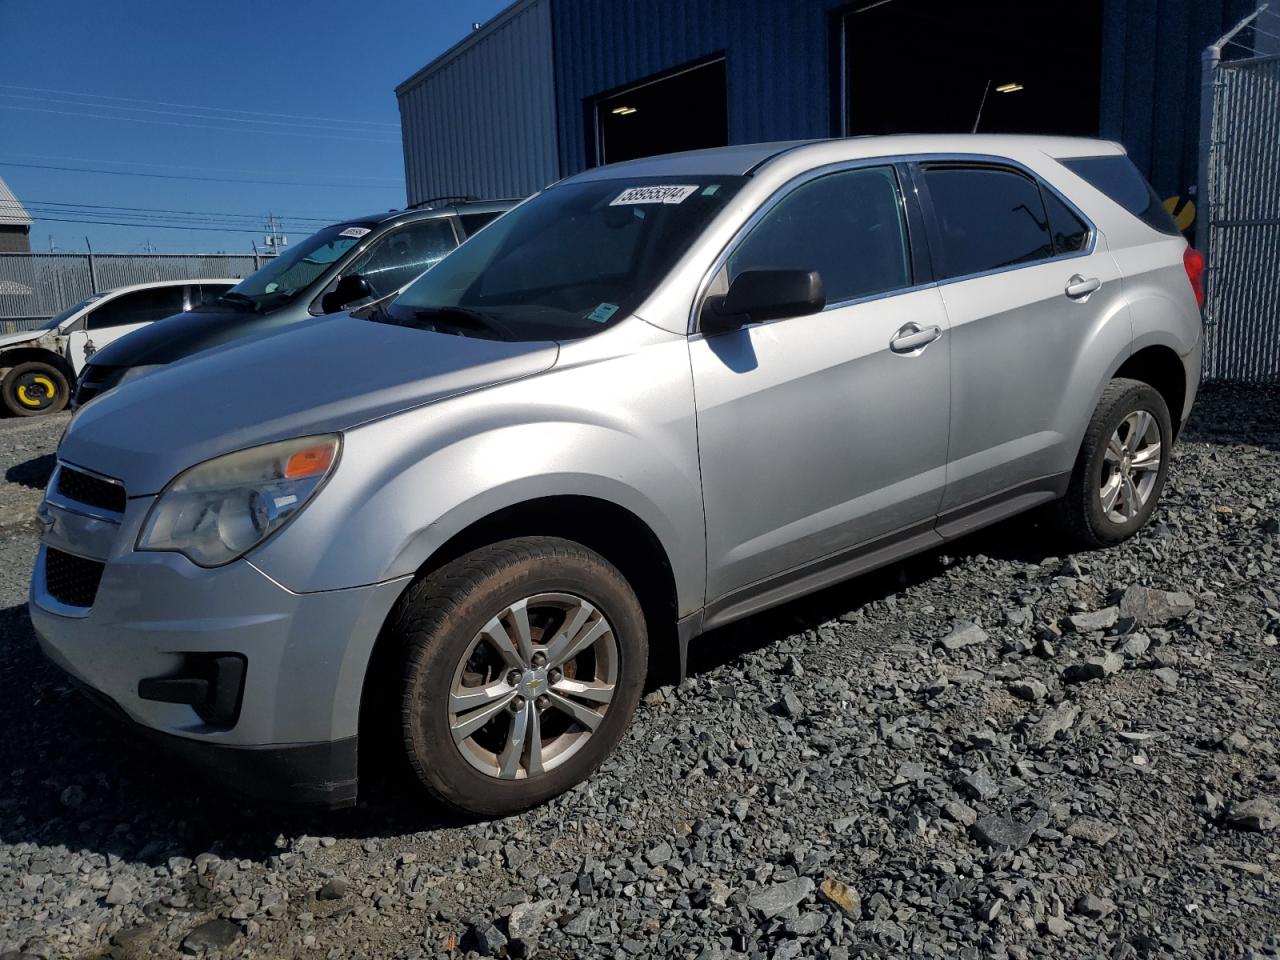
[1060,156,1180,236]
[344,219,458,298]
[86,286,186,330]
[1042,189,1089,255]
[728,166,911,305]
[196,283,231,306]
[460,211,502,237]
[920,166,1053,279]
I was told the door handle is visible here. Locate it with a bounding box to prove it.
[1065,275,1101,299]
[890,323,942,353]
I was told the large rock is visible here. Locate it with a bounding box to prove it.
[817,878,860,917]
[1226,797,1280,832]
[1065,607,1119,633]
[972,811,1048,851]
[1029,704,1079,747]
[1116,586,1195,625]
[939,622,988,651]
[180,920,241,956]
[745,877,814,918]
[1063,653,1123,683]
[507,899,556,940]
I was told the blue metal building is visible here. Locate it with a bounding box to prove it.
[397,0,1254,231]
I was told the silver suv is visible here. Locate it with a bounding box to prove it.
[31,135,1203,815]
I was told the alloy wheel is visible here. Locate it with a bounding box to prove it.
[1099,408,1161,523]
[447,592,618,780]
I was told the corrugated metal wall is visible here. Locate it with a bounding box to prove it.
[396,0,559,206]
[551,0,845,175]
[1099,0,1254,202]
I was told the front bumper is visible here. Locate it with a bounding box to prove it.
[29,482,410,806]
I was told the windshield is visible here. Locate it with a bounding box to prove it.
[223,222,375,309]
[382,176,746,340]
[43,294,106,329]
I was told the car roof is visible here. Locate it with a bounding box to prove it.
[563,134,1127,183]
[342,198,521,227]
[100,278,237,296]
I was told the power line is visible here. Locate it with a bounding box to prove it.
[0,159,402,190]
[2,151,401,183]
[21,198,335,224]
[0,82,401,129]
[28,215,301,235]
[0,103,401,145]
[0,92,398,136]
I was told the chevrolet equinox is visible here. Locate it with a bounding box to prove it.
[31,135,1203,815]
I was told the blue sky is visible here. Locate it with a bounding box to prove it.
[0,0,510,253]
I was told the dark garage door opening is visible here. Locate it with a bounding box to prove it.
[841,0,1102,137]
[594,58,728,165]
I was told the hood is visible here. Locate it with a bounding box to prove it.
[0,326,50,350]
[86,307,300,368]
[60,314,559,495]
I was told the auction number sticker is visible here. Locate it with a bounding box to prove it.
[338,226,372,238]
[610,185,698,206]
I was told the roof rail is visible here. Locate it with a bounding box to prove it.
[409,194,481,210]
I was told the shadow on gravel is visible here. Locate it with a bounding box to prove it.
[0,510,1079,867]
[686,509,1073,679]
[1182,382,1280,452]
[5,452,55,489]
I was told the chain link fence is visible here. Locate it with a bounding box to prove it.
[0,253,271,333]
[1199,3,1280,381]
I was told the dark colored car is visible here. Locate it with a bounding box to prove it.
[74,199,517,405]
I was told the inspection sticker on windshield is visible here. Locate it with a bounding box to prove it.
[610,185,698,206]
[338,226,371,239]
[587,302,619,323]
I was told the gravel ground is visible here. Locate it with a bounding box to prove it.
[1,386,1278,960]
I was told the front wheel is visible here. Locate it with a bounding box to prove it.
[392,537,647,816]
[1057,377,1172,547]
[2,361,69,417]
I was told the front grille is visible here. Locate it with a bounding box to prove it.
[44,547,106,608]
[56,466,126,514]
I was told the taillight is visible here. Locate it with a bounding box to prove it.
[1183,246,1206,309]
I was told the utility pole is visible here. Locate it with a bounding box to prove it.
[263,213,288,256]
[85,236,99,292]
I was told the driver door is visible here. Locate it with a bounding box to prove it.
[65,285,187,372]
[688,165,951,608]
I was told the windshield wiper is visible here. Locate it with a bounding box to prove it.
[217,291,261,312]
[408,306,513,341]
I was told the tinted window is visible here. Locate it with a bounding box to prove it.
[460,211,502,237]
[194,283,232,306]
[1043,190,1089,255]
[728,166,911,304]
[922,167,1052,278]
[1061,156,1180,235]
[343,219,457,298]
[87,286,185,330]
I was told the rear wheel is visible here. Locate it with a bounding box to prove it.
[392,537,647,816]
[1058,377,1172,546]
[1,361,69,417]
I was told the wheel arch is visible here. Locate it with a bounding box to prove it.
[0,345,75,383]
[1112,343,1188,438]
[356,494,683,777]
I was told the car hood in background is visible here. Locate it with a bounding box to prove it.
[59,315,559,495]
[85,307,296,368]
[0,327,53,349]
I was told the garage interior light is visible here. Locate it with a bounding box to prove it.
[995,82,1024,93]
[611,106,637,115]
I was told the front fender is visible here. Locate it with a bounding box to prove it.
[249,338,706,616]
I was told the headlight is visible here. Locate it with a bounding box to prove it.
[137,435,340,567]
[114,364,163,389]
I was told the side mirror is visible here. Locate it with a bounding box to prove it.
[701,269,825,334]
[322,274,375,314]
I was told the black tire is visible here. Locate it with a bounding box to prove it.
[1057,377,1172,547]
[1,361,69,417]
[391,536,647,816]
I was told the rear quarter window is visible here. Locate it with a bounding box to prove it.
[1060,156,1180,236]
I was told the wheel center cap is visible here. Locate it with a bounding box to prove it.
[519,667,548,697]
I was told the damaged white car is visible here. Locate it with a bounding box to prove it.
[0,278,233,416]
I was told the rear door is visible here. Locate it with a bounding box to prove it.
[913,162,1130,519]
[65,285,187,372]
[689,164,951,606]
